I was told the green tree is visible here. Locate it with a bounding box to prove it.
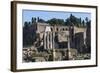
[82,20,85,27]
[31,17,36,24]
[70,14,78,26]
[78,18,82,27]
[65,14,81,27]
[79,18,82,24]
[65,14,83,27]
[24,21,30,29]
[38,18,46,23]
[23,21,36,47]
[46,18,64,26]
[65,18,71,26]
[85,17,90,27]
[85,17,89,23]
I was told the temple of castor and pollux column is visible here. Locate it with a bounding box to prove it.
[23,21,91,62]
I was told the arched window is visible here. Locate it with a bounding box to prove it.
[63,28,64,31]
[51,28,53,31]
[56,28,58,31]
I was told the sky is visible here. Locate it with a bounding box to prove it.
[22,10,91,24]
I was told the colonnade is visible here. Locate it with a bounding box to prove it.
[44,32,54,49]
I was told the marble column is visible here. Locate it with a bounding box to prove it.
[83,30,86,45]
[53,32,55,49]
[67,35,72,60]
[47,32,49,49]
[46,33,47,49]
[50,32,53,49]
[52,31,56,61]
[44,32,46,49]
[68,36,70,51]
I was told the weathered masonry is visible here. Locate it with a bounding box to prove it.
[32,22,87,60]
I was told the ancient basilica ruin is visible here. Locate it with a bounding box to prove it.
[23,19,90,62]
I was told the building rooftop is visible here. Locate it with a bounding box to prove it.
[37,22,49,26]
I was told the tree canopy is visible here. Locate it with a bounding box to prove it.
[23,14,90,27]
[46,18,64,26]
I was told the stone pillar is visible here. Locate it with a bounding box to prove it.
[52,31,56,61]
[68,36,70,51]
[52,32,53,49]
[46,32,48,49]
[84,30,86,45]
[47,33,49,49]
[53,32,55,49]
[67,35,72,60]
[53,50,55,61]
[50,32,53,49]
[44,32,46,49]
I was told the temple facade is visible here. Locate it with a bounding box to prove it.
[32,22,87,60]
[23,22,90,62]
[34,22,86,50]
